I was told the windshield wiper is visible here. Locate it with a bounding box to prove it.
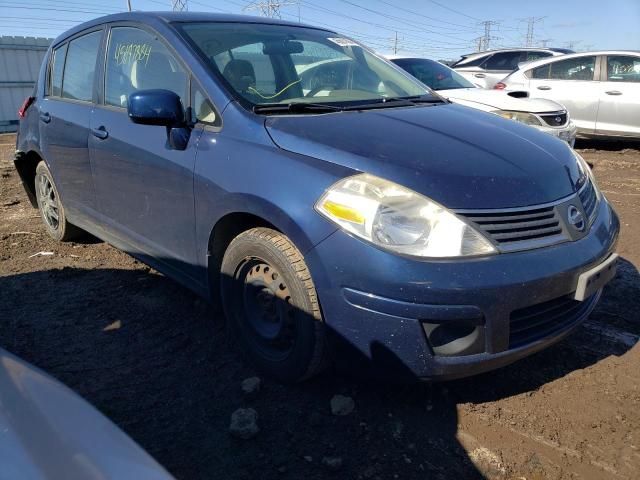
[253,102,344,114]
[341,95,445,111]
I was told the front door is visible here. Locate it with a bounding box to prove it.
[596,55,640,136]
[89,25,200,279]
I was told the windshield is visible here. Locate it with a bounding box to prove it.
[391,58,475,91]
[177,22,431,108]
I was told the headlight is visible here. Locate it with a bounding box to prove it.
[573,149,602,200]
[315,174,496,258]
[492,110,542,126]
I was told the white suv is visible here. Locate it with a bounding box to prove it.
[452,48,572,89]
[496,51,640,138]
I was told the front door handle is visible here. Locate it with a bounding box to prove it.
[474,73,486,78]
[91,126,109,140]
[537,85,551,91]
[39,112,51,123]
[605,90,622,96]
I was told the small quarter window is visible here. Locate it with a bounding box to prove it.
[50,43,67,97]
[191,83,219,125]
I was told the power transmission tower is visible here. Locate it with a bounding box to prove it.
[479,20,499,51]
[391,31,400,54]
[244,1,298,19]
[126,0,132,11]
[172,0,188,11]
[474,36,484,52]
[521,16,546,47]
[538,38,553,48]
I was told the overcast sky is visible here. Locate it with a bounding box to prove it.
[1,0,638,59]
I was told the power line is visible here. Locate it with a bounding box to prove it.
[371,0,479,31]
[425,0,480,22]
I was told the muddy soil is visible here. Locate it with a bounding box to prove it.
[1,133,639,479]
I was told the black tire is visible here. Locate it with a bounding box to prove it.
[220,227,329,383]
[35,161,84,242]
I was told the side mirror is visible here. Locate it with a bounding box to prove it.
[128,89,185,126]
[128,89,191,151]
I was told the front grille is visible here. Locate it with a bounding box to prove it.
[459,206,566,251]
[540,112,568,127]
[578,178,598,224]
[509,293,597,348]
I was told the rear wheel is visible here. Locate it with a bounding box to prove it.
[220,228,329,383]
[35,162,83,241]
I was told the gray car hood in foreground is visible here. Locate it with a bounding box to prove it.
[0,349,174,480]
[265,103,582,209]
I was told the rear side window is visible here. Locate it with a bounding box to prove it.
[526,51,552,62]
[484,51,524,71]
[607,55,640,83]
[50,44,67,97]
[533,56,596,81]
[452,54,490,68]
[104,27,188,107]
[62,31,102,101]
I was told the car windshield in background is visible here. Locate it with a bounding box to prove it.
[177,22,431,109]
[392,58,475,91]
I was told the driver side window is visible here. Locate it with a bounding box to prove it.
[104,27,188,107]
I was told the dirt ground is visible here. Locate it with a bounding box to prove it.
[1,132,639,480]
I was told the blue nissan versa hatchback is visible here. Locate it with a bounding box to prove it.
[15,12,619,383]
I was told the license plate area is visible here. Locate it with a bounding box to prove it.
[574,253,618,301]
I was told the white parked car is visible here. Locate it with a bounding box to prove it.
[450,48,572,89]
[496,51,640,138]
[389,56,577,146]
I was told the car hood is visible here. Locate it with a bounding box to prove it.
[264,103,582,209]
[440,88,565,113]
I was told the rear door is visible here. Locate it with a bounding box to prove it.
[527,55,601,134]
[595,54,640,136]
[89,25,201,280]
[38,29,103,220]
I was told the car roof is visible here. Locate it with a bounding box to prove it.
[457,47,567,61]
[51,11,330,46]
[514,50,640,71]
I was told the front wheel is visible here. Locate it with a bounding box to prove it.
[220,228,329,383]
[35,161,84,241]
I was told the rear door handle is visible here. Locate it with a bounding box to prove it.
[537,86,551,91]
[39,112,51,123]
[605,90,622,96]
[91,126,109,140]
[474,73,486,78]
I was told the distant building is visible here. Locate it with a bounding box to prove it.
[0,36,52,133]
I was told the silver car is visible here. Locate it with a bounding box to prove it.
[388,56,577,146]
[0,348,174,480]
[496,51,640,138]
[451,48,572,89]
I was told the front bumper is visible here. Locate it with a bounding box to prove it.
[305,198,619,381]
[533,120,577,147]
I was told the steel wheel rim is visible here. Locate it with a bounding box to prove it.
[239,258,296,361]
[37,173,60,230]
